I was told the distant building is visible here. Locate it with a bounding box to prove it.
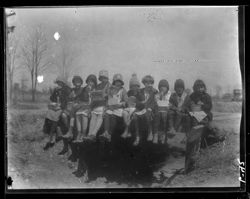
[232,89,242,101]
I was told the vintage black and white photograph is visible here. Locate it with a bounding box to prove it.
[5,6,243,189]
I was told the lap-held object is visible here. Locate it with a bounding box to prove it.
[46,109,62,122]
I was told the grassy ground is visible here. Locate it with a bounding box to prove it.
[6,100,242,189]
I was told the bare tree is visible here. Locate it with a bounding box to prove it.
[52,41,79,83]
[21,26,50,102]
[6,34,19,104]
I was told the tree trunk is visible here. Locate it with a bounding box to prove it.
[31,72,35,102]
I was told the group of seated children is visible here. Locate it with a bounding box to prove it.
[43,70,212,150]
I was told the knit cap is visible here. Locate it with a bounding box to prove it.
[129,73,140,88]
[99,70,109,81]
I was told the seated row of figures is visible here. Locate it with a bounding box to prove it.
[43,70,213,151]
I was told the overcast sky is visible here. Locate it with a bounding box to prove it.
[7,6,241,94]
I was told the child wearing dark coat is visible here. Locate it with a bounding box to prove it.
[153,79,172,144]
[168,79,190,134]
[132,75,157,146]
[185,79,213,126]
[184,79,213,173]
[43,76,71,151]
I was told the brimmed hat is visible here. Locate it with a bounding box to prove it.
[72,75,83,85]
[158,79,169,90]
[129,73,140,88]
[99,70,109,81]
[112,73,124,85]
[142,75,154,85]
[86,74,97,86]
[174,79,185,91]
[54,76,68,86]
[193,79,206,92]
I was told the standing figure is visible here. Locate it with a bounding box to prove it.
[43,76,71,151]
[84,70,110,141]
[168,79,190,134]
[184,79,213,173]
[154,79,171,144]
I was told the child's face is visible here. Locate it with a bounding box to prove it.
[198,86,205,94]
[144,82,152,88]
[74,80,82,88]
[114,81,122,88]
[160,86,168,93]
[176,87,184,96]
[130,85,140,91]
[100,77,108,83]
[87,80,95,88]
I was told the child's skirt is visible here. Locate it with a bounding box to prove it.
[92,106,105,115]
[123,107,136,116]
[106,108,123,117]
[76,104,90,117]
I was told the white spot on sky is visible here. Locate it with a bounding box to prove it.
[54,32,60,41]
[37,75,44,83]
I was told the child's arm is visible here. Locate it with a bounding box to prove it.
[121,88,128,107]
[201,94,212,113]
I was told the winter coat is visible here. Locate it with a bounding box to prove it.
[185,91,213,121]
[91,81,110,108]
[169,92,190,113]
[49,85,71,110]
[68,87,84,103]
[138,87,158,111]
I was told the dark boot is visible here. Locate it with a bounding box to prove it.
[68,143,78,162]
[58,138,69,155]
[43,142,55,151]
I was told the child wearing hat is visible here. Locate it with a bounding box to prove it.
[43,76,71,151]
[132,75,157,146]
[99,73,128,142]
[121,73,141,139]
[73,74,97,143]
[85,70,111,141]
[153,79,172,144]
[62,75,84,140]
[168,79,190,134]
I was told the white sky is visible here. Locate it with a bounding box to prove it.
[7,6,242,94]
